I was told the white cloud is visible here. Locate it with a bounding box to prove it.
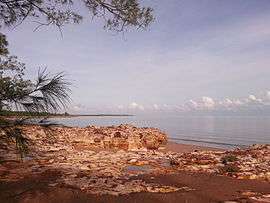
[180,90,270,112]
[70,91,270,114]
[185,97,215,110]
[138,105,145,111]
[129,102,138,109]
[162,104,171,110]
[262,91,270,103]
[117,105,124,109]
[224,98,233,104]
[201,96,215,109]
[248,94,257,101]
[246,94,262,104]
[128,102,144,111]
[185,100,198,110]
[219,98,233,109]
[153,104,159,110]
[234,99,243,106]
[266,91,270,100]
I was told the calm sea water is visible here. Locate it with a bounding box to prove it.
[50,115,270,149]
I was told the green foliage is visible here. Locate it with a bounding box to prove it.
[0,33,70,113]
[219,154,239,174]
[21,68,71,113]
[0,33,71,158]
[220,164,240,173]
[0,33,8,55]
[0,0,154,32]
[221,154,238,165]
[0,110,54,117]
[5,127,29,158]
[0,0,153,160]
[0,118,29,158]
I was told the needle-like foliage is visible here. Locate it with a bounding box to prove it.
[0,33,71,113]
[0,33,71,158]
[0,0,154,32]
[20,68,71,113]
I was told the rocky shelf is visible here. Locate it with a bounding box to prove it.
[0,124,269,200]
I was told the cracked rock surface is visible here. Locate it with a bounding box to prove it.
[1,124,182,195]
[0,124,269,198]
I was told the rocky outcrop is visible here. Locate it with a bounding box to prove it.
[0,124,175,196]
[0,124,269,196]
[168,144,270,182]
[19,124,167,151]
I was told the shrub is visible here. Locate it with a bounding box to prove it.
[219,164,240,173]
[221,154,238,164]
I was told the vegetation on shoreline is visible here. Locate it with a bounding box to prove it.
[0,110,63,117]
[41,113,134,117]
[0,110,133,118]
[0,0,153,158]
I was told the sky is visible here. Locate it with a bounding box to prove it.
[3,0,270,114]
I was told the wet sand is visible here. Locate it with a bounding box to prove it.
[164,141,223,153]
[1,142,269,203]
[1,169,270,203]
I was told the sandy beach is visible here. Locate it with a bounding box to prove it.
[163,141,222,153]
[0,124,269,203]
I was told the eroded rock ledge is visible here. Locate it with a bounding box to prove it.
[0,124,269,198]
[22,124,168,151]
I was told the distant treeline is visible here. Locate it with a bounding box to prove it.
[74,114,134,117]
[0,110,67,117]
[0,111,133,117]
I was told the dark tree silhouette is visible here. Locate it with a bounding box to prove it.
[0,33,70,113]
[0,33,70,157]
[0,0,154,32]
[0,0,154,157]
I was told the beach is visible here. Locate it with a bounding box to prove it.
[0,124,269,203]
[163,141,221,153]
[1,169,269,203]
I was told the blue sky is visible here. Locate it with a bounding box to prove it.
[3,0,270,114]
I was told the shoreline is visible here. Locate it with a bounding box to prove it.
[0,117,255,151]
[0,114,134,119]
[0,124,269,202]
[163,141,223,153]
[1,115,257,150]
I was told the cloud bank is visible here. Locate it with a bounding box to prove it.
[68,90,270,115]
